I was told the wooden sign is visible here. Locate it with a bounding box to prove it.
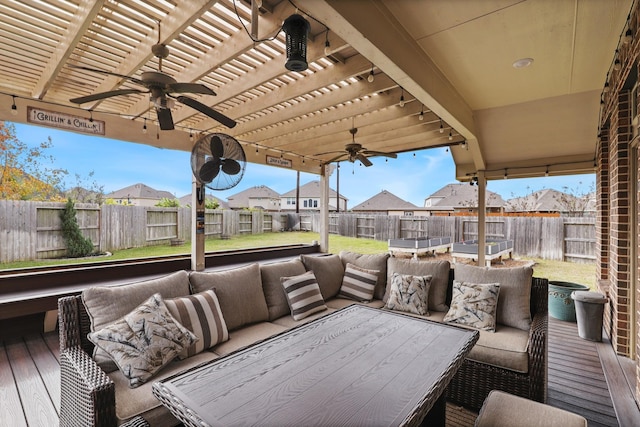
[27,107,105,135]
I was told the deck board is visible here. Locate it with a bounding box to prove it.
[0,343,28,427]
[4,337,58,427]
[0,317,638,427]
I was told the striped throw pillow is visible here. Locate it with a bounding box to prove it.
[339,263,379,302]
[165,289,229,359]
[281,271,327,321]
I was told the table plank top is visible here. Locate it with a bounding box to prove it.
[153,305,478,427]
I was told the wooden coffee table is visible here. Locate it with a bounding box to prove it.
[153,305,478,427]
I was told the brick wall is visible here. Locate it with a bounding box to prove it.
[607,91,632,355]
[597,127,611,334]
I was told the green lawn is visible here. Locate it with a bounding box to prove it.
[0,231,596,288]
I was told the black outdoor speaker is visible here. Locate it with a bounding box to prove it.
[283,14,310,72]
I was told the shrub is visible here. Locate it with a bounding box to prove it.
[156,197,181,207]
[60,199,95,258]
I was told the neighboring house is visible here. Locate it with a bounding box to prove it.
[423,183,505,215]
[280,180,347,212]
[351,190,422,216]
[106,183,175,207]
[178,194,229,209]
[227,185,281,210]
[505,189,596,217]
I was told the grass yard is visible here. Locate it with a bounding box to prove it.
[0,231,596,288]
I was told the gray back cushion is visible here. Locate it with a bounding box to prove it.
[454,263,533,331]
[190,263,269,331]
[339,251,389,300]
[386,258,451,312]
[300,254,345,300]
[260,259,307,320]
[81,270,191,372]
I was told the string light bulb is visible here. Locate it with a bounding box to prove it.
[504,169,508,179]
[10,96,17,116]
[142,118,147,134]
[448,130,453,141]
[545,166,549,177]
[614,50,621,70]
[189,129,194,142]
[439,119,444,133]
[399,88,405,107]
[324,31,331,56]
[89,111,93,122]
[367,64,374,83]
[419,105,424,121]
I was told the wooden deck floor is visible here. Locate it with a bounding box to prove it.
[1,318,638,427]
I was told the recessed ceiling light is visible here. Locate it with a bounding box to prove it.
[513,58,534,69]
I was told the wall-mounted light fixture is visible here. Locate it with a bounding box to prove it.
[283,14,310,71]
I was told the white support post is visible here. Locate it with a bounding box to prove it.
[477,170,487,267]
[320,164,330,253]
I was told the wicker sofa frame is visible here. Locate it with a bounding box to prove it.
[58,273,548,426]
[445,277,548,410]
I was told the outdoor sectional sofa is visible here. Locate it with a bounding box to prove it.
[58,251,548,426]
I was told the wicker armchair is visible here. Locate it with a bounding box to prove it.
[445,277,548,411]
[58,295,150,427]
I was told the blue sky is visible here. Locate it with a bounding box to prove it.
[12,122,594,207]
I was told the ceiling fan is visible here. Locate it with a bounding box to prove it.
[319,127,397,166]
[69,24,236,130]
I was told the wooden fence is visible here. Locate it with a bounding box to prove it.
[0,200,595,263]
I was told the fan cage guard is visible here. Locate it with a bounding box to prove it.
[191,133,246,191]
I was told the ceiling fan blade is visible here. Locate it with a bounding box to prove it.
[69,65,145,85]
[156,107,175,130]
[199,159,221,183]
[169,83,216,96]
[222,159,241,175]
[176,96,237,128]
[356,153,373,167]
[325,153,347,163]
[210,135,224,159]
[363,150,398,159]
[70,89,145,104]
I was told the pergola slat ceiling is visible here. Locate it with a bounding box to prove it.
[0,0,631,179]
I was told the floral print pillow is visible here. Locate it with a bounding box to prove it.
[385,272,432,316]
[443,281,501,332]
[87,293,198,388]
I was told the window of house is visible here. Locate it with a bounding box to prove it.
[303,200,308,207]
[313,200,318,208]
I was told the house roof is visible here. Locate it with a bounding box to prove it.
[0,1,627,181]
[281,180,346,199]
[227,185,280,209]
[351,190,417,211]
[106,183,174,200]
[178,193,229,209]
[425,184,505,209]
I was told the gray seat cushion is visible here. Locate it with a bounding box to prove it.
[260,258,307,320]
[338,251,390,300]
[300,254,345,300]
[190,263,269,331]
[475,390,588,427]
[385,258,451,312]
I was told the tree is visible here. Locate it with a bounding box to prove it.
[205,198,220,209]
[65,172,105,204]
[155,197,181,207]
[59,199,95,258]
[552,182,595,216]
[0,121,68,200]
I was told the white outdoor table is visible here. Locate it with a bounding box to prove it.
[153,304,478,427]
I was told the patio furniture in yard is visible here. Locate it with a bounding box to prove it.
[474,390,587,427]
[388,236,452,259]
[153,305,478,427]
[451,239,514,266]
